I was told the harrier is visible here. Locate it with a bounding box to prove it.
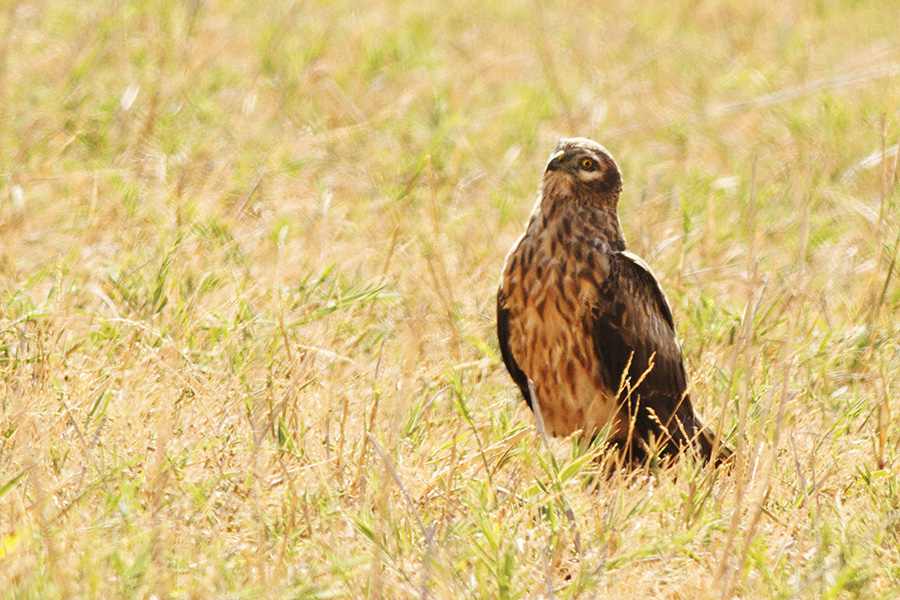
[496,137,731,464]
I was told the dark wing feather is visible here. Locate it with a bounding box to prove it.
[592,251,698,456]
[497,288,533,410]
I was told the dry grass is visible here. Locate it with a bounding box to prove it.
[2,0,900,598]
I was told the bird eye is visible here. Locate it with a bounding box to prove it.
[581,158,595,170]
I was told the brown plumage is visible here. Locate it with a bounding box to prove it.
[496,137,731,464]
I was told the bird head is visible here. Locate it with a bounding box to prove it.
[542,137,623,207]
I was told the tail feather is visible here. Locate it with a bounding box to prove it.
[696,424,733,466]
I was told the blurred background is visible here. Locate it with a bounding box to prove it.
[2,1,900,597]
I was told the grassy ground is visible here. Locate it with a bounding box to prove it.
[2,0,900,597]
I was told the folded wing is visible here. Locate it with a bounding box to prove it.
[591,251,700,457]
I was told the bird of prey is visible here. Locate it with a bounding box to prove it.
[496,137,731,464]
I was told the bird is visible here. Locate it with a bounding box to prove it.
[496,137,731,465]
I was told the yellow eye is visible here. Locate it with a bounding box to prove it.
[581,158,595,169]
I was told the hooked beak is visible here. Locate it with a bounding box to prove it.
[546,149,567,172]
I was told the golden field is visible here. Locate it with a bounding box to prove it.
[2,1,900,597]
